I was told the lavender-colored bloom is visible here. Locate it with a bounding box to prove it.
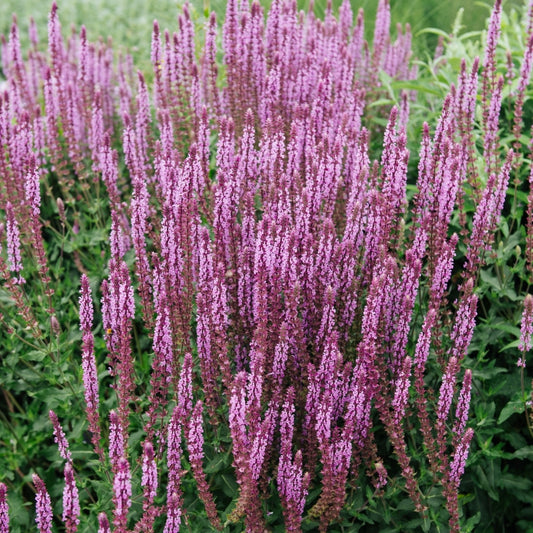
[5,203,23,281]
[449,280,478,363]
[112,457,132,530]
[62,462,80,532]
[449,428,474,487]
[186,401,222,529]
[481,0,502,117]
[97,513,110,533]
[437,357,459,426]
[141,440,158,503]
[0,483,8,533]
[165,408,183,533]
[278,390,309,531]
[453,369,472,439]
[33,475,53,533]
[49,410,72,462]
[48,2,65,76]
[79,274,93,334]
[229,372,249,454]
[164,492,181,533]
[79,274,100,453]
[177,353,193,424]
[109,411,125,469]
[249,402,276,481]
[25,159,41,218]
[392,356,412,425]
[187,401,205,466]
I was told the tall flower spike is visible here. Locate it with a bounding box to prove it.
[62,462,80,533]
[187,401,222,530]
[165,407,183,533]
[33,475,53,533]
[481,0,502,125]
[0,483,8,533]
[79,274,101,456]
[5,202,24,282]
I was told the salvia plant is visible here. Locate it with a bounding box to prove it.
[0,0,532,531]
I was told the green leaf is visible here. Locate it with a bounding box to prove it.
[512,446,533,460]
[498,472,533,492]
[498,399,526,424]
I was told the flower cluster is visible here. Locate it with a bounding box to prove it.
[0,0,532,532]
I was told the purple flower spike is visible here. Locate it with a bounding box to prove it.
[5,203,24,282]
[33,475,53,533]
[0,483,8,533]
[79,274,101,456]
[62,462,80,532]
[453,369,472,440]
[49,410,72,463]
[141,440,158,503]
[97,513,111,533]
[112,457,132,531]
[109,410,125,470]
[449,428,474,487]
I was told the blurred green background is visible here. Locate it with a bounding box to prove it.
[0,0,525,72]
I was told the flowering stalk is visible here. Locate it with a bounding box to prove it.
[49,410,72,463]
[62,462,80,533]
[0,483,8,533]
[186,401,222,530]
[33,475,53,533]
[79,274,102,459]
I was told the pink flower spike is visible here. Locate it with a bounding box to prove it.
[141,440,158,503]
[49,410,72,463]
[112,457,132,530]
[62,462,80,532]
[165,407,184,533]
[33,475,53,533]
[0,483,8,533]
[79,274,93,333]
[109,411,125,470]
[453,369,472,440]
[437,357,459,426]
[519,294,533,353]
[97,513,111,533]
[5,202,24,282]
[449,428,474,487]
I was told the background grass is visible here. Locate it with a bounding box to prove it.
[0,0,524,75]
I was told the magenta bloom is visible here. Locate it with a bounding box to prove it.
[0,483,8,533]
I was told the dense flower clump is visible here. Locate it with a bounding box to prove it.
[0,0,532,531]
